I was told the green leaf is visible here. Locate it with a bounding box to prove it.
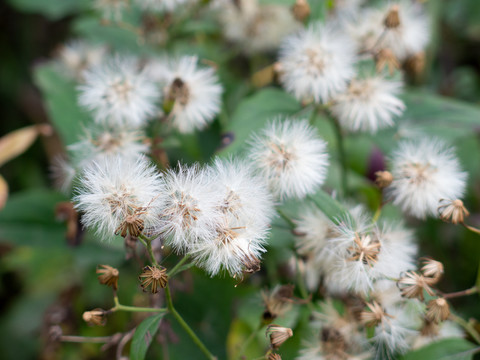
[218,88,302,156]
[33,64,90,146]
[308,189,351,224]
[6,0,89,20]
[130,313,165,360]
[400,338,477,360]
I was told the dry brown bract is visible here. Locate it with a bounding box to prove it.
[426,298,450,323]
[139,265,168,294]
[96,264,119,290]
[438,199,469,225]
[398,271,435,301]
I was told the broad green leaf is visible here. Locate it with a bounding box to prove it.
[218,88,302,156]
[308,189,350,224]
[6,0,89,20]
[130,313,166,360]
[33,64,90,146]
[400,338,477,360]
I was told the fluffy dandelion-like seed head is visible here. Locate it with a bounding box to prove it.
[56,40,106,80]
[438,199,469,225]
[387,138,467,219]
[278,22,356,103]
[331,76,405,134]
[375,48,400,75]
[158,163,222,252]
[74,156,164,242]
[156,56,222,133]
[360,301,392,327]
[248,118,329,200]
[78,56,159,127]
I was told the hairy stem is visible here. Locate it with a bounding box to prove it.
[462,222,480,236]
[139,234,160,267]
[443,286,478,300]
[165,285,216,359]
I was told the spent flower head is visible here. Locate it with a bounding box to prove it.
[248,118,329,200]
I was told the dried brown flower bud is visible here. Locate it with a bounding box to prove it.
[403,52,426,76]
[268,354,282,360]
[321,327,346,358]
[375,48,399,75]
[438,199,469,225]
[266,325,293,349]
[262,285,294,324]
[139,265,168,294]
[420,317,440,337]
[426,298,450,323]
[83,308,107,326]
[360,301,392,327]
[384,5,401,28]
[96,265,119,290]
[115,212,145,238]
[292,0,311,22]
[398,271,436,301]
[420,257,444,283]
[375,171,394,188]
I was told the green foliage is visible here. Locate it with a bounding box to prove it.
[130,314,166,360]
[400,338,477,360]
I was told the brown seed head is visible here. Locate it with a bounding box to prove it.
[375,48,399,75]
[321,327,347,358]
[420,257,444,283]
[438,199,469,225]
[384,5,401,28]
[292,0,310,22]
[82,308,107,326]
[398,271,436,301]
[420,317,440,337]
[375,171,394,189]
[96,264,120,290]
[403,52,426,76]
[139,265,168,294]
[262,285,295,324]
[266,325,293,349]
[168,78,190,106]
[360,301,392,327]
[426,298,450,323]
[268,354,282,360]
[347,233,381,266]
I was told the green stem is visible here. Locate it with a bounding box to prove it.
[112,296,167,313]
[165,285,216,360]
[276,209,296,230]
[139,234,160,267]
[450,313,480,345]
[331,117,348,197]
[167,255,192,277]
[295,257,315,313]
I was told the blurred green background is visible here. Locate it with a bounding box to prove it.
[2,0,480,359]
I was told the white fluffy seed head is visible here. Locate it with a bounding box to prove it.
[157,163,222,253]
[135,0,196,13]
[56,40,107,81]
[295,206,334,258]
[248,118,329,200]
[190,158,274,277]
[387,138,467,219]
[156,56,222,133]
[74,156,164,242]
[68,124,149,169]
[278,22,357,104]
[78,56,160,127]
[331,76,405,134]
[218,0,301,54]
[349,1,430,61]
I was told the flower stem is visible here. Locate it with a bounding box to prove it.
[330,116,348,197]
[462,222,480,236]
[276,209,296,230]
[112,296,167,313]
[236,323,264,360]
[164,285,216,359]
[442,286,478,300]
[60,335,113,343]
[139,234,160,267]
[167,254,192,278]
[450,313,480,345]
